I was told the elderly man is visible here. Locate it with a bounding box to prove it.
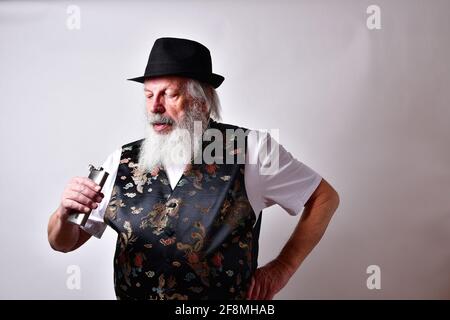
[47,37,339,300]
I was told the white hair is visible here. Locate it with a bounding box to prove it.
[184,79,222,121]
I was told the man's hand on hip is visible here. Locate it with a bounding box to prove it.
[246,259,293,300]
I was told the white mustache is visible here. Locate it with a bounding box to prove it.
[148,114,174,125]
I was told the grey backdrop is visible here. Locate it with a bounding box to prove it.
[1,0,449,299]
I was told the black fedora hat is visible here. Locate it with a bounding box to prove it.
[128,37,224,88]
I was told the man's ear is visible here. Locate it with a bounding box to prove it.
[196,99,208,114]
[202,102,208,113]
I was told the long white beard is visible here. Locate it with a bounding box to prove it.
[138,104,209,172]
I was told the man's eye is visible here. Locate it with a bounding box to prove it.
[166,92,177,98]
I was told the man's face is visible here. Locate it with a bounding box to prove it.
[139,76,210,171]
[144,76,191,134]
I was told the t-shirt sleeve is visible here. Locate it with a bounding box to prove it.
[81,148,121,238]
[251,131,322,216]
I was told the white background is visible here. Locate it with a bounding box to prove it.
[0,0,449,299]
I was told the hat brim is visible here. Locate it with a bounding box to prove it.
[127,72,224,89]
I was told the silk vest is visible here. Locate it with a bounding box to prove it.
[104,120,262,300]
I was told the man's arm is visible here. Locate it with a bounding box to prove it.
[47,206,93,253]
[247,178,340,300]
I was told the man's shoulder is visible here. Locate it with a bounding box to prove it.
[121,138,145,150]
[111,138,145,159]
[211,120,250,133]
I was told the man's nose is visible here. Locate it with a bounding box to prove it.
[150,97,166,114]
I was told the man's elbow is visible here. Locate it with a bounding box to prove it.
[328,190,340,212]
[323,182,340,212]
[306,178,340,211]
[325,183,340,209]
[48,238,74,253]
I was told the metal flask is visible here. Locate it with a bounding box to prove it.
[67,164,109,226]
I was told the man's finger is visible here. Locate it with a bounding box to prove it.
[261,284,273,300]
[62,198,90,214]
[259,282,269,300]
[246,276,255,299]
[66,190,98,209]
[251,279,261,300]
[69,183,99,202]
[73,176,101,192]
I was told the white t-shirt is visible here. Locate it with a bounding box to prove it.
[82,131,323,238]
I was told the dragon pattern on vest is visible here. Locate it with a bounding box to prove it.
[104,121,262,300]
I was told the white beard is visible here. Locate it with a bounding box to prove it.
[138,104,209,172]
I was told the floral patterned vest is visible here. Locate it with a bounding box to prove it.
[104,120,262,300]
